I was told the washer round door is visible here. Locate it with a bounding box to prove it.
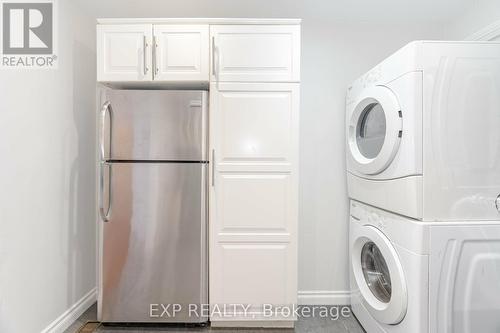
[351,224,407,324]
[348,86,402,175]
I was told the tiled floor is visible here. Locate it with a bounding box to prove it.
[65,304,365,333]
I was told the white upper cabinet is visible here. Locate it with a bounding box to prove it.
[97,21,301,84]
[97,24,152,82]
[97,24,209,83]
[153,25,209,81]
[210,25,301,82]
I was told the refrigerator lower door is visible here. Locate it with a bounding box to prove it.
[99,162,208,323]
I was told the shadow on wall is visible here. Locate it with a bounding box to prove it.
[66,37,97,309]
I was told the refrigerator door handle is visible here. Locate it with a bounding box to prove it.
[99,163,112,222]
[100,101,112,161]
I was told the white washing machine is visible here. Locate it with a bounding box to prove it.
[350,200,500,333]
[346,41,500,220]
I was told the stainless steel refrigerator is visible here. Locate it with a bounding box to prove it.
[97,89,208,323]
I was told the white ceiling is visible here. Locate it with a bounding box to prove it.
[76,0,478,24]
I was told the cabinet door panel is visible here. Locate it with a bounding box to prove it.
[216,173,291,233]
[211,83,299,168]
[211,244,294,309]
[97,24,152,82]
[210,25,300,82]
[154,25,209,81]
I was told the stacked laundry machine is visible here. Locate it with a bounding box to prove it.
[346,41,500,333]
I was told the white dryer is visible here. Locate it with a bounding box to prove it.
[350,200,500,333]
[346,41,500,220]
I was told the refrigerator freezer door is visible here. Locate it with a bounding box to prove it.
[102,90,208,161]
[99,162,208,323]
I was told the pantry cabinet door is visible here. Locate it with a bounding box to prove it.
[209,82,299,323]
[210,25,300,82]
[153,25,209,82]
[210,83,299,169]
[97,24,152,82]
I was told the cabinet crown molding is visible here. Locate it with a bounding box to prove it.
[97,18,302,25]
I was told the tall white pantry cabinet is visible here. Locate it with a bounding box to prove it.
[96,19,301,328]
[209,23,300,328]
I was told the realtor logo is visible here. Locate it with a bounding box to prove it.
[1,0,57,68]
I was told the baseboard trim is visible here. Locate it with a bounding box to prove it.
[298,290,351,305]
[41,288,97,333]
[467,19,500,41]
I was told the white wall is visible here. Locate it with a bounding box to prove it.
[74,0,447,305]
[446,0,500,40]
[0,2,97,333]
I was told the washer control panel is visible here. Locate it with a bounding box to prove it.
[350,199,430,255]
[351,202,388,232]
[351,200,387,227]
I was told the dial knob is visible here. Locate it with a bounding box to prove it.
[496,195,500,213]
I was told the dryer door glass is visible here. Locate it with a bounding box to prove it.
[348,86,402,175]
[356,103,386,159]
[361,241,392,303]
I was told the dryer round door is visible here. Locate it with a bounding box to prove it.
[348,86,402,175]
[351,224,407,324]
